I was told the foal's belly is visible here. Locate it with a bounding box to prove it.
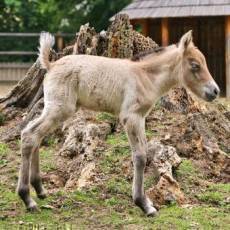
[76,77,123,114]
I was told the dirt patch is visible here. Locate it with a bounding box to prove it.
[0,99,229,229]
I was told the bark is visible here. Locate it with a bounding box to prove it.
[0,61,45,109]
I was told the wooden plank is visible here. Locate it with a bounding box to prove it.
[0,62,32,68]
[0,64,30,81]
[0,32,74,37]
[0,51,37,56]
[142,19,149,36]
[225,16,230,98]
[161,18,169,46]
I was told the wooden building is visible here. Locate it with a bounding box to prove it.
[118,0,230,97]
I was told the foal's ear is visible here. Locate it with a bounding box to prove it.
[178,30,193,53]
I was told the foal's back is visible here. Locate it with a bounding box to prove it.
[44,55,137,114]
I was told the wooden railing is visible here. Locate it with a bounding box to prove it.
[0,62,32,81]
[0,32,74,82]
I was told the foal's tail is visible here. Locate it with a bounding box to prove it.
[38,32,55,70]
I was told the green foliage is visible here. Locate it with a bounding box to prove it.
[0,0,132,62]
[0,0,130,32]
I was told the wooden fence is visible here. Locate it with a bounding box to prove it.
[0,62,32,81]
[0,32,74,82]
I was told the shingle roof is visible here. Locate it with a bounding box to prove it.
[118,0,230,19]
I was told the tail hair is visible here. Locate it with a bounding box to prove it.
[38,32,55,70]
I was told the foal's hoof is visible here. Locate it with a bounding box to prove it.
[27,205,40,213]
[27,201,40,213]
[37,192,47,199]
[134,196,158,217]
[146,206,158,217]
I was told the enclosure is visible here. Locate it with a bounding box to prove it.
[0,0,229,229]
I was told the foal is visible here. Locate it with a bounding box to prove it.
[17,31,219,216]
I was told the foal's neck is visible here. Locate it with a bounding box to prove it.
[137,48,182,96]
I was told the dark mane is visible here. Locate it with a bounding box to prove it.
[131,46,165,62]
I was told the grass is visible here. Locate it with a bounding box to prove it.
[96,112,116,124]
[0,142,9,157]
[40,147,57,172]
[197,183,230,206]
[0,142,10,167]
[106,177,131,196]
[198,191,224,205]
[0,136,229,229]
[43,136,59,147]
[106,132,128,146]
[176,159,198,178]
[175,159,203,196]
[1,184,229,230]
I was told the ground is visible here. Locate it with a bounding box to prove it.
[0,99,229,229]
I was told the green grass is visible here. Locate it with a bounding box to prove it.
[96,112,116,123]
[175,159,203,195]
[0,133,229,229]
[100,132,130,175]
[106,132,128,146]
[144,174,157,190]
[207,183,230,193]
[0,142,9,157]
[43,136,59,147]
[106,177,131,196]
[198,191,224,205]
[176,159,198,178]
[145,129,157,139]
[0,142,10,167]
[197,183,230,206]
[0,180,229,229]
[40,148,56,172]
[100,205,230,229]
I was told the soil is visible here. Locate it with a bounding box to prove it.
[0,98,229,229]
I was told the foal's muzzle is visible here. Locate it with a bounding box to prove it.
[204,81,220,102]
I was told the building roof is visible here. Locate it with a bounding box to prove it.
[118,0,230,19]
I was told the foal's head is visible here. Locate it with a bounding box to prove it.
[178,31,220,101]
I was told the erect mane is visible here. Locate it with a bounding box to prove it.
[131,46,165,62]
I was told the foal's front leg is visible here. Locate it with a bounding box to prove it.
[124,114,157,216]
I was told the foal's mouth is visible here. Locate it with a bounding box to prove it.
[203,81,220,102]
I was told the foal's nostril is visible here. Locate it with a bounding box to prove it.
[214,88,218,95]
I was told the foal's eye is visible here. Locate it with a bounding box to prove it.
[190,61,200,72]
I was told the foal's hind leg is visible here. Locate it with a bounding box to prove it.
[30,147,46,199]
[122,113,157,216]
[17,106,74,211]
